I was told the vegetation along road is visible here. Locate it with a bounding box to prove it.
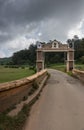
[24,69,84,130]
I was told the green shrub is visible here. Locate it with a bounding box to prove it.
[80,56,84,64]
[4,65,9,68]
[21,66,25,69]
[29,66,34,70]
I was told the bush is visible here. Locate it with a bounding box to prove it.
[80,56,84,64]
[29,66,34,70]
[21,66,25,69]
[29,66,36,73]
[4,65,9,68]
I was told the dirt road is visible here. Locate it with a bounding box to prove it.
[23,69,84,130]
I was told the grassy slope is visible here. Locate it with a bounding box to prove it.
[0,66,35,83]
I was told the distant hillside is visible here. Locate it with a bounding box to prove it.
[0,57,12,65]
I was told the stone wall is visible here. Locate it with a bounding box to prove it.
[0,69,48,112]
[72,69,84,83]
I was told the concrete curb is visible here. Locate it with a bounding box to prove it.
[72,69,84,83]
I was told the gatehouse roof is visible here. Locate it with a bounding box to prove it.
[37,40,74,52]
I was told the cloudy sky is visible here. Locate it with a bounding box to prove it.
[0,0,84,57]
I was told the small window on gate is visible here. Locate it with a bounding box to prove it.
[52,42,59,48]
[54,43,57,48]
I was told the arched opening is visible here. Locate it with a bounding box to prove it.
[44,52,67,71]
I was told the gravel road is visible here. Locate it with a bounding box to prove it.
[23,69,84,130]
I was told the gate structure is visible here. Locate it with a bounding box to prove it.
[36,40,74,72]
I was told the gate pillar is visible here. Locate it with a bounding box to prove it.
[36,50,44,72]
[67,50,74,72]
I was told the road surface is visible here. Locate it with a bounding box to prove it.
[23,69,84,130]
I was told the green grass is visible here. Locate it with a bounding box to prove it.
[47,63,84,72]
[0,104,30,130]
[0,63,83,83]
[47,63,66,72]
[0,66,35,83]
[75,64,84,71]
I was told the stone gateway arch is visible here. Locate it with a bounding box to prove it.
[36,40,74,72]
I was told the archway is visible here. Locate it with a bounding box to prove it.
[36,40,74,72]
[44,51,67,70]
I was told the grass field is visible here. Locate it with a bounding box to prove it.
[0,66,35,83]
[0,63,83,83]
[47,63,84,72]
[47,63,66,72]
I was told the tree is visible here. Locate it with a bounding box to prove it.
[67,35,84,62]
[28,44,37,65]
[80,56,84,64]
[12,44,37,66]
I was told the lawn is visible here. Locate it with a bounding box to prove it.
[0,66,35,83]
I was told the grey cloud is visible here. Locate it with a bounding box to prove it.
[0,0,84,26]
[0,0,84,56]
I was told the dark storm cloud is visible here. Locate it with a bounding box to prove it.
[0,0,84,56]
[1,0,84,24]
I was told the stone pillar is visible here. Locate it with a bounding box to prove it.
[66,50,74,72]
[36,50,44,72]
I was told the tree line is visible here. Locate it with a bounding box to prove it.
[67,36,84,63]
[12,44,37,66]
[0,37,84,66]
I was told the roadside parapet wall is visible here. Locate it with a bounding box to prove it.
[0,69,48,112]
[72,69,84,83]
